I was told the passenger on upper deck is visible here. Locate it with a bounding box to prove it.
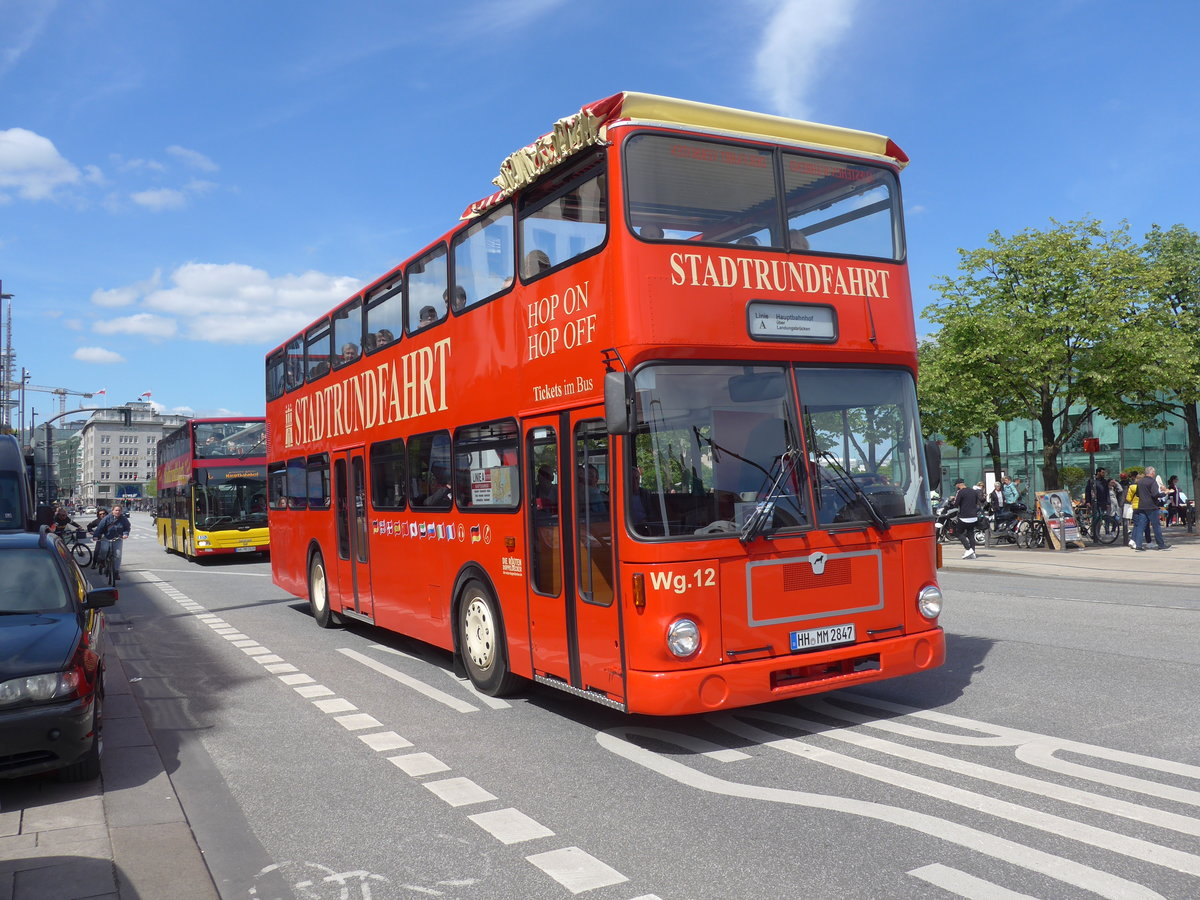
[445,285,468,313]
[789,229,811,251]
[639,224,664,240]
[376,328,395,347]
[418,306,438,328]
[340,342,359,363]
[524,249,551,278]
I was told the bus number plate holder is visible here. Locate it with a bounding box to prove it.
[790,622,855,652]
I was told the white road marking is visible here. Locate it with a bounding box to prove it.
[422,777,496,807]
[467,808,554,845]
[137,566,274,577]
[313,698,357,714]
[254,654,285,665]
[337,648,479,713]
[733,706,1200,838]
[710,710,1200,877]
[388,753,451,777]
[242,646,272,656]
[525,847,628,895]
[440,670,512,709]
[334,713,382,731]
[908,864,1039,899]
[358,731,413,752]
[598,726,1163,900]
[232,639,258,648]
[294,684,334,699]
[279,673,315,685]
[264,663,298,675]
[221,633,250,641]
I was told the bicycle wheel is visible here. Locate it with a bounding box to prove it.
[1031,522,1047,548]
[1095,515,1120,545]
[72,541,92,568]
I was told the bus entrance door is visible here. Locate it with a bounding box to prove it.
[333,449,373,620]
[524,418,573,686]
[570,415,624,704]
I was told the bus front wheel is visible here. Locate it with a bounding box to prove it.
[308,551,341,629]
[459,580,520,697]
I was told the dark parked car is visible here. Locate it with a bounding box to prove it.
[0,527,117,781]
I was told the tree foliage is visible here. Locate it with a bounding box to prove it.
[920,217,1157,489]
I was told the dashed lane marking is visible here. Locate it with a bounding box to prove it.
[137,572,649,899]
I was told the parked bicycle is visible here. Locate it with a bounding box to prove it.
[1074,503,1121,545]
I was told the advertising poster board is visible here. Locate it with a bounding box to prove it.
[1036,489,1082,549]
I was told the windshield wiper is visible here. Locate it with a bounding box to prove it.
[739,449,803,544]
[814,449,890,531]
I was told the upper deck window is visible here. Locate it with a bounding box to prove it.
[625,135,781,247]
[782,154,901,260]
[452,204,514,311]
[305,320,332,382]
[365,277,402,353]
[519,155,607,281]
[332,298,363,368]
[407,245,448,335]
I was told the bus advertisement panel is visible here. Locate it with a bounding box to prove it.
[265,92,944,715]
[157,418,269,559]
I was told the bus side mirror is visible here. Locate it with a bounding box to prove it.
[604,371,634,435]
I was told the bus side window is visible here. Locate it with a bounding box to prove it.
[365,277,403,353]
[453,420,519,510]
[268,464,287,511]
[370,439,406,510]
[519,154,606,281]
[286,458,308,510]
[452,204,514,310]
[305,320,331,382]
[407,245,448,335]
[332,299,362,369]
[307,454,330,509]
[408,431,452,510]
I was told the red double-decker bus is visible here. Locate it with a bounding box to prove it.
[157,418,270,558]
[265,92,943,715]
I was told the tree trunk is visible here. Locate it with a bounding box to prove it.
[983,424,1004,487]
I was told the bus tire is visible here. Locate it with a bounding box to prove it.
[458,580,520,697]
[308,550,341,628]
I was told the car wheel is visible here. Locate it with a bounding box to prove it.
[57,680,103,782]
[309,550,341,628]
[458,579,521,697]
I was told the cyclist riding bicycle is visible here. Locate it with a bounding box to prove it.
[51,506,83,538]
[86,507,109,569]
[92,504,131,580]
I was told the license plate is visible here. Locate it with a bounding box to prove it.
[235,547,256,552]
[790,622,855,652]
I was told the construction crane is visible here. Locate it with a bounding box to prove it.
[1,381,94,416]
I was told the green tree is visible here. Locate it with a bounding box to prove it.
[1137,224,1200,512]
[924,218,1153,490]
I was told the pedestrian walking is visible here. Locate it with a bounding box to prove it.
[1085,467,1111,544]
[1130,466,1171,552]
[949,478,981,559]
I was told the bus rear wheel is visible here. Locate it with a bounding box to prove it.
[458,580,520,697]
[308,551,341,628]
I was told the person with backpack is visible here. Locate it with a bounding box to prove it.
[93,503,131,579]
[1130,466,1171,552]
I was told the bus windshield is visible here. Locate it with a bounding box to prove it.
[628,365,929,538]
[195,468,268,532]
[624,133,902,259]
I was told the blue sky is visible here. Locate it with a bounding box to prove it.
[2,0,1198,424]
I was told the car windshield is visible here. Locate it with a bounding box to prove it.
[626,364,930,539]
[0,549,70,613]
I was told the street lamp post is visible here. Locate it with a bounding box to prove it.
[1023,431,1034,490]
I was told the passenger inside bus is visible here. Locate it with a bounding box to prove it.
[376,328,395,347]
[524,249,551,278]
[444,286,468,313]
[639,224,664,240]
[340,342,359,363]
[418,306,438,328]
[789,229,811,251]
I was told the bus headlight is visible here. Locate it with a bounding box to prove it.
[917,585,943,619]
[666,618,700,658]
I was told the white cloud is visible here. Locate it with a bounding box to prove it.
[93,313,178,339]
[130,187,187,210]
[64,318,84,331]
[752,0,859,120]
[1,1,58,78]
[167,145,219,172]
[91,271,161,307]
[0,127,81,200]
[114,262,363,345]
[74,346,126,364]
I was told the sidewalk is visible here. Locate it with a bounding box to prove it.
[0,604,217,899]
[939,521,1200,588]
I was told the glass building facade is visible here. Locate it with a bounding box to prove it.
[934,403,1196,499]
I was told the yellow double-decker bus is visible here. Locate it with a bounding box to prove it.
[156,418,270,559]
